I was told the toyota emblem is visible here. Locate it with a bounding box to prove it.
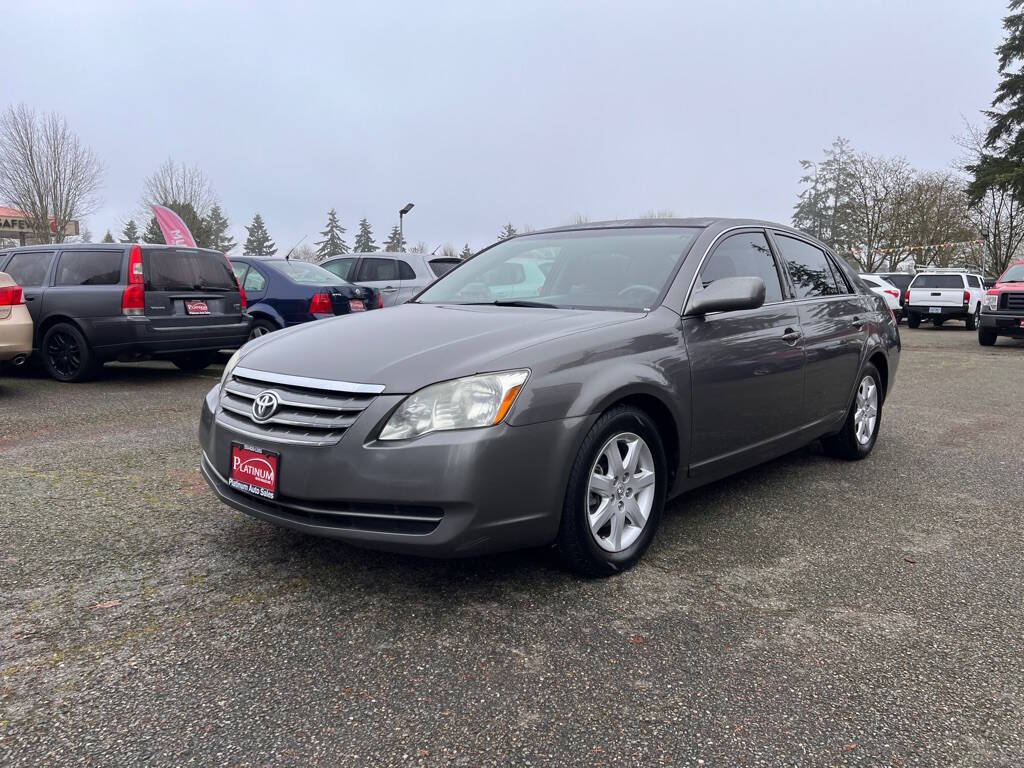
[251,390,280,422]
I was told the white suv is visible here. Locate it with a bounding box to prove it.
[905,269,986,329]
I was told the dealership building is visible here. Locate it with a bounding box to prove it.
[0,206,79,246]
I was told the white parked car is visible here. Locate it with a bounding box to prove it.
[320,252,463,307]
[905,269,986,329]
[858,274,901,316]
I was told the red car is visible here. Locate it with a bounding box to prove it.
[979,259,1024,345]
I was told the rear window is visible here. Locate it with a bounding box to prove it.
[912,274,964,289]
[55,249,122,286]
[878,273,913,291]
[268,260,347,285]
[429,258,461,277]
[143,248,235,291]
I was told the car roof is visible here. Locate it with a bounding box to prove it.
[517,217,819,239]
[0,242,222,254]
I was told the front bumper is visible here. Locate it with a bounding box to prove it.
[980,311,1024,337]
[199,385,593,557]
[0,304,33,361]
[86,315,253,358]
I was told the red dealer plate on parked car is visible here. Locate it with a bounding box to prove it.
[228,443,279,500]
[185,299,210,315]
[349,299,365,312]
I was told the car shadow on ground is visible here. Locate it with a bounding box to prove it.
[1,357,228,383]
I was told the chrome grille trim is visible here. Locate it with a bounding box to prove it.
[232,366,385,394]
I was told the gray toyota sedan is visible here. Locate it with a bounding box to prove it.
[199,219,900,575]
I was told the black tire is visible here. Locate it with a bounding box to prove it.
[933,318,944,327]
[907,313,921,329]
[248,318,279,341]
[822,362,883,461]
[978,327,997,346]
[41,322,100,383]
[556,405,667,577]
[966,307,979,331]
[171,351,218,371]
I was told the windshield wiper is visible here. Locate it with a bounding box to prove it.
[192,284,232,292]
[462,300,560,309]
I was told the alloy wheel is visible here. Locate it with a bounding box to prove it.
[249,325,271,341]
[853,375,878,445]
[586,432,656,552]
[46,330,81,378]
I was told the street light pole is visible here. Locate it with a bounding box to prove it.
[399,202,414,252]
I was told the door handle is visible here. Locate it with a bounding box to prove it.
[781,329,801,344]
[381,286,397,292]
[24,295,35,301]
[851,317,864,328]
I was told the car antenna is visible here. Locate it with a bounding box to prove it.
[284,234,307,261]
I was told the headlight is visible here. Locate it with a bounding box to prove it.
[379,369,530,441]
[984,294,999,311]
[220,349,243,388]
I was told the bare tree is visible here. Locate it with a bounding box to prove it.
[957,124,1024,276]
[289,244,318,263]
[0,104,103,242]
[141,158,216,219]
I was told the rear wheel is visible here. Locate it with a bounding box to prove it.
[907,313,921,329]
[933,317,945,327]
[42,323,100,382]
[822,363,882,461]
[978,327,997,346]
[171,351,218,371]
[557,406,667,577]
[248,318,278,341]
[966,307,979,331]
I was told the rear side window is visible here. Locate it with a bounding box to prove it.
[429,259,460,277]
[700,232,784,303]
[912,274,964,289]
[396,259,416,280]
[966,275,982,288]
[243,268,266,292]
[55,250,122,286]
[860,276,880,288]
[358,258,399,282]
[4,251,55,287]
[230,262,248,282]
[775,235,841,298]
[826,256,852,293]
[143,248,235,291]
[323,257,356,280]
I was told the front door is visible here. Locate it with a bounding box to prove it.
[683,230,805,478]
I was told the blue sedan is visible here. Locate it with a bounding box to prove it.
[229,257,380,340]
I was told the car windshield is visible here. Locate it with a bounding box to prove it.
[999,263,1024,282]
[415,227,698,311]
[268,260,349,285]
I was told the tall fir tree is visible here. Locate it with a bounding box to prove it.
[353,218,377,252]
[121,218,140,243]
[314,208,348,261]
[203,204,236,254]
[383,225,406,252]
[498,223,517,240]
[101,230,115,243]
[460,243,473,259]
[243,213,277,256]
[969,0,1024,203]
[143,216,164,244]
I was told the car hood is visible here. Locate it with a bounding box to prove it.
[236,302,642,393]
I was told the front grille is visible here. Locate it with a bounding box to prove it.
[217,367,382,445]
[1001,291,1024,311]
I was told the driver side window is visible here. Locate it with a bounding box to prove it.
[700,232,784,304]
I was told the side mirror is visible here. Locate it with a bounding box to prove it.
[687,276,766,316]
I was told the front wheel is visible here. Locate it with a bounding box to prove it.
[556,406,667,577]
[978,327,997,346]
[966,307,979,331]
[42,323,100,382]
[907,313,921,329]
[822,363,883,461]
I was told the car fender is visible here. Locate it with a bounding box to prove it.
[246,302,286,329]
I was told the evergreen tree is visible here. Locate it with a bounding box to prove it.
[121,218,139,243]
[969,0,1024,203]
[383,225,406,252]
[143,216,164,244]
[314,208,348,261]
[498,223,517,240]
[243,213,276,256]
[460,243,473,259]
[101,230,115,243]
[203,204,235,254]
[353,218,377,252]
[78,226,92,243]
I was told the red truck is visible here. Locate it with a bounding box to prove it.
[979,259,1024,345]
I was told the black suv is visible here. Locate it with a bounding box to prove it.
[0,243,251,381]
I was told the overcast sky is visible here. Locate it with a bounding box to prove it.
[4,0,1009,252]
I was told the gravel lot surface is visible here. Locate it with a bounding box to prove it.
[1,327,1022,767]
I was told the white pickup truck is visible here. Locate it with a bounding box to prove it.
[905,270,986,329]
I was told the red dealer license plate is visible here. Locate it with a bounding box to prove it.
[185,299,210,315]
[228,443,279,500]
[349,299,365,312]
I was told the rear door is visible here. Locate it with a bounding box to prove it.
[773,233,865,427]
[2,250,57,323]
[142,247,243,328]
[393,257,422,304]
[908,274,966,310]
[355,256,403,306]
[43,248,125,324]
